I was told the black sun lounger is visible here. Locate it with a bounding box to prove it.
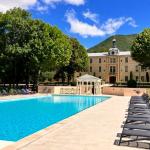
[122,124,150,130]
[130,96,148,102]
[128,107,150,111]
[116,95,150,148]
[131,96,145,99]
[128,104,149,110]
[128,109,150,113]
[128,111,150,116]
[118,129,150,145]
[125,117,150,124]
[126,114,150,118]
[130,101,149,104]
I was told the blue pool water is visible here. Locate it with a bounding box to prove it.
[0,95,110,141]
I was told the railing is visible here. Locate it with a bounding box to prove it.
[60,88,77,94]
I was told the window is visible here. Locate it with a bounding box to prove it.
[110,58,116,63]
[93,72,96,76]
[141,76,144,82]
[125,57,128,63]
[139,66,141,72]
[136,76,138,81]
[125,66,128,72]
[136,66,138,72]
[136,65,141,72]
[90,66,92,72]
[145,67,148,71]
[110,66,116,73]
[90,58,92,63]
[125,76,128,82]
[99,66,101,72]
[110,58,112,63]
[113,58,116,63]
[99,76,101,79]
[141,68,145,72]
[99,58,101,63]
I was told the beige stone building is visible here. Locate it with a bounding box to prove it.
[78,39,150,84]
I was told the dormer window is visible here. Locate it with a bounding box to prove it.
[108,39,120,55]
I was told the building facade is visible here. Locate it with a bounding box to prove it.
[78,39,150,84]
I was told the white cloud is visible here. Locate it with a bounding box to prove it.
[35,1,48,12]
[66,10,105,38]
[43,0,85,6]
[83,10,99,23]
[126,17,138,27]
[101,18,126,34]
[36,5,48,11]
[0,0,85,13]
[66,10,137,38]
[43,0,61,5]
[64,0,85,6]
[0,0,37,12]
[101,17,138,34]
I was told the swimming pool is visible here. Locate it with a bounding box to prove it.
[0,95,110,141]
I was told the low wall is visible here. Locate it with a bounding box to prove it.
[38,86,55,94]
[38,85,100,95]
[38,85,147,96]
[102,87,146,96]
[38,86,77,94]
[54,86,77,94]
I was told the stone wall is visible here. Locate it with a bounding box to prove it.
[38,85,147,96]
[38,86,77,94]
[38,86,55,94]
[102,87,146,96]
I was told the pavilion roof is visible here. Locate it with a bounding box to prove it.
[76,74,102,82]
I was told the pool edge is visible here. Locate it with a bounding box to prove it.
[1,95,111,150]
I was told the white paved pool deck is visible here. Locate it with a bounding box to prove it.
[0,95,143,150]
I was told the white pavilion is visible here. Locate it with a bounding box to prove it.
[76,74,102,95]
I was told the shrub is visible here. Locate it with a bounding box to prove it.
[127,80,137,88]
[70,82,77,86]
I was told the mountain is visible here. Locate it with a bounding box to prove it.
[87,34,137,53]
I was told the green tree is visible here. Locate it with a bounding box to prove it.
[66,38,88,83]
[131,28,150,68]
[127,80,137,88]
[39,71,55,82]
[128,71,137,87]
[55,38,89,84]
[54,67,67,83]
[0,8,72,88]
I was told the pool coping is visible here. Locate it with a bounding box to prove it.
[1,94,111,150]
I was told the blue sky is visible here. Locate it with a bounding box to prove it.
[0,0,149,48]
